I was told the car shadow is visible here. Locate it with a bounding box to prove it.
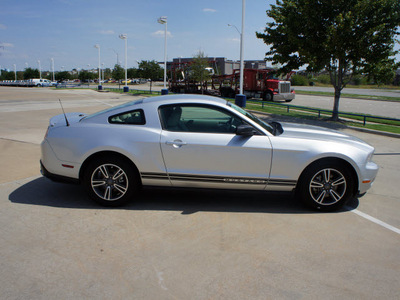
[8,177,359,214]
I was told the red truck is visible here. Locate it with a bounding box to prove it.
[169,62,295,102]
[215,68,295,102]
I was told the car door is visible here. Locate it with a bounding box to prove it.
[159,104,272,190]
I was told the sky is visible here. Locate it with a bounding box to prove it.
[0,0,276,72]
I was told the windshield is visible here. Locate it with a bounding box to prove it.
[228,102,274,134]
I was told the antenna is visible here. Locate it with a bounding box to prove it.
[59,99,70,126]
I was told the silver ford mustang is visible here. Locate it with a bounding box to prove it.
[40,94,378,211]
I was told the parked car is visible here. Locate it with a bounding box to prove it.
[40,95,378,211]
[28,78,52,87]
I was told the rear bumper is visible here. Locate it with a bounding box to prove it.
[40,160,80,184]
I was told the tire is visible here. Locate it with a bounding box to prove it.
[263,91,273,101]
[83,156,140,207]
[298,160,354,211]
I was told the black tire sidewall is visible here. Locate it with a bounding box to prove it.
[263,92,273,101]
[83,156,138,207]
[299,161,354,212]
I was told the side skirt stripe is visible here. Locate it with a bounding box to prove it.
[141,172,297,187]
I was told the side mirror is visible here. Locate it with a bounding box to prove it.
[236,124,255,136]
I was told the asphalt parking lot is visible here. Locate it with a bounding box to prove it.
[0,87,399,299]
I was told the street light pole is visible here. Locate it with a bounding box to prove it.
[51,58,55,81]
[119,34,128,92]
[38,60,42,79]
[229,0,246,107]
[13,64,16,81]
[94,44,102,90]
[239,0,245,96]
[158,16,168,95]
[110,49,119,66]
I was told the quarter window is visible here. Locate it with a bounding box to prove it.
[109,109,145,125]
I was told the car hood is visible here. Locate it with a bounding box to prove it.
[279,122,373,150]
[49,112,88,128]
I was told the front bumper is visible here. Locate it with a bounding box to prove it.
[273,92,295,101]
[358,161,379,195]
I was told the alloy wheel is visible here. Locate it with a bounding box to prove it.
[91,163,129,201]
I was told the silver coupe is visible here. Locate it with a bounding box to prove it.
[40,94,378,211]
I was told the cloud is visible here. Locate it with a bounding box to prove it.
[203,8,217,13]
[152,30,173,38]
[99,30,115,35]
[0,24,6,30]
[0,42,14,48]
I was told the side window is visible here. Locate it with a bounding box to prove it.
[109,109,145,125]
[159,104,245,134]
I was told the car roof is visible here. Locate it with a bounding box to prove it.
[83,94,228,121]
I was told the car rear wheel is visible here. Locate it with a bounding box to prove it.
[298,160,354,211]
[83,156,139,206]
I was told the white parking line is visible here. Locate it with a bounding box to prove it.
[95,100,114,107]
[350,208,400,235]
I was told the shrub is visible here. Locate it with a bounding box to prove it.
[291,75,309,86]
[316,74,331,84]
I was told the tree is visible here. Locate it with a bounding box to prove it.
[112,64,125,83]
[127,67,139,79]
[78,70,96,83]
[23,68,40,79]
[55,71,72,81]
[137,60,163,92]
[256,0,400,120]
[103,68,112,80]
[1,70,14,80]
[191,51,212,93]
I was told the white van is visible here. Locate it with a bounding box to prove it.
[28,79,52,87]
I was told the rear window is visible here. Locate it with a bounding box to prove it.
[109,109,146,125]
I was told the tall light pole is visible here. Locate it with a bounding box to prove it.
[94,44,102,90]
[110,48,119,66]
[229,0,246,107]
[38,60,42,79]
[13,64,17,81]
[239,0,245,97]
[158,16,168,95]
[119,34,128,92]
[51,58,55,81]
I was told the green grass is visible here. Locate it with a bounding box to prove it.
[103,87,161,97]
[295,90,400,102]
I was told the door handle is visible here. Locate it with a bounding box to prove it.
[166,139,187,148]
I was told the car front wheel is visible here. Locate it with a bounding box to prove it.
[83,156,139,206]
[298,161,354,211]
